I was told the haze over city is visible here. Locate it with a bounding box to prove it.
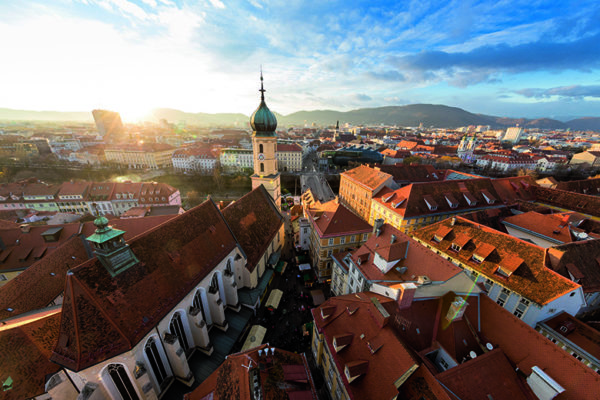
[1,0,600,121]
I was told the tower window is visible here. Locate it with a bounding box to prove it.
[260,163,264,172]
[259,144,264,153]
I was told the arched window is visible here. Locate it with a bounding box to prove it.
[225,259,233,276]
[260,163,264,173]
[259,144,264,153]
[170,312,190,353]
[144,338,169,391]
[192,290,208,325]
[106,364,140,400]
[209,274,219,294]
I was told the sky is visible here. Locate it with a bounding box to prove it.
[1,0,599,121]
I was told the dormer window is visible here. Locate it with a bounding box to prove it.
[382,193,394,203]
[450,243,461,252]
[392,196,406,208]
[481,189,496,205]
[116,194,121,199]
[463,191,477,206]
[444,193,459,209]
[424,195,438,211]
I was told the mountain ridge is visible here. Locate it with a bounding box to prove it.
[0,105,598,131]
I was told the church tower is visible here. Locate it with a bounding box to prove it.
[250,72,281,208]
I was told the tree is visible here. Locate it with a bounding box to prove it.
[403,156,422,165]
[213,162,223,191]
[186,190,202,209]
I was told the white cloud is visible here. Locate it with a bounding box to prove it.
[207,0,225,9]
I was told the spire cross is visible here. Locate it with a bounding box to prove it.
[259,67,265,101]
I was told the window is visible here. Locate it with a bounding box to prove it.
[260,163,264,172]
[450,243,460,252]
[106,364,140,400]
[259,144,264,153]
[351,235,356,243]
[484,278,494,291]
[192,290,208,324]
[328,238,334,246]
[513,298,530,319]
[170,312,190,353]
[439,358,449,370]
[145,338,170,391]
[0,274,6,281]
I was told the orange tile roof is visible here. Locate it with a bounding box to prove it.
[503,211,573,244]
[372,178,503,218]
[412,217,580,305]
[307,200,372,238]
[344,224,461,285]
[547,240,600,294]
[312,293,418,399]
[472,295,600,399]
[0,309,62,400]
[51,199,238,371]
[222,186,284,272]
[341,165,392,192]
[532,186,600,218]
[539,312,600,361]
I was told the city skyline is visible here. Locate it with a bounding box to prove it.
[1,0,599,121]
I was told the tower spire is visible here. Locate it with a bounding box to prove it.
[259,67,265,101]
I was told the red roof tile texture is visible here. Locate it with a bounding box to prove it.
[546,239,600,293]
[51,199,238,370]
[222,186,284,272]
[312,293,418,400]
[412,217,579,305]
[341,165,393,192]
[0,310,62,400]
[532,186,600,218]
[503,211,573,243]
[308,200,372,238]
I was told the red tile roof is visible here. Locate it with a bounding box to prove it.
[503,211,573,244]
[539,312,600,361]
[490,176,537,204]
[184,344,318,400]
[312,293,418,400]
[51,200,238,370]
[346,224,461,284]
[377,164,442,183]
[277,143,303,152]
[341,165,393,192]
[0,309,62,400]
[412,217,580,305]
[546,239,600,294]
[307,200,372,238]
[472,295,600,399]
[532,186,600,218]
[222,186,284,272]
[436,348,533,400]
[372,178,503,218]
[57,181,89,197]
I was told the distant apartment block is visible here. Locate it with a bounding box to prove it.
[104,143,174,169]
[219,148,254,172]
[0,180,181,216]
[172,147,217,174]
[92,109,124,139]
[276,143,303,171]
[503,126,524,143]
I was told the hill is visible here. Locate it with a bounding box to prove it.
[1,105,599,131]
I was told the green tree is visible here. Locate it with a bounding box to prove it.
[403,156,422,165]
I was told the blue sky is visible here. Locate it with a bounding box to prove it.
[1,0,599,120]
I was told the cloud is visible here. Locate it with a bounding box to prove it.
[390,32,600,86]
[367,70,405,82]
[208,0,226,9]
[352,93,372,102]
[515,85,600,99]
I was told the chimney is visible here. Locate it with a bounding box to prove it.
[20,224,31,233]
[391,234,396,244]
[396,282,417,310]
[373,218,384,235]
[450,217,456,226]
[446,296,467,322]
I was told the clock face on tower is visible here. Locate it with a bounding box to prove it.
[257,153,265,161]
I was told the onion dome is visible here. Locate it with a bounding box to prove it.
[250,72,277,136]
[93,215,110,233]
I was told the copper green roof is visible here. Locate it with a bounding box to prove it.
[250,73,277,136]
[86,227,125,244]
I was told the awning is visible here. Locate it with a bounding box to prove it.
[275,261,287,273]
[310,289,325,306]
[298,263,311,271]
[268,248,282,265]
[241,325,267,352]
[265,289,284,309]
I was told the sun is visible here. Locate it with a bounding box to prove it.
[119,105,151,123]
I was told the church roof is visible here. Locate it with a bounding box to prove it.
[222,186,284,272]
[51,199,238,371]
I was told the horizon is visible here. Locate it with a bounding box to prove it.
[1,1,600,122]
